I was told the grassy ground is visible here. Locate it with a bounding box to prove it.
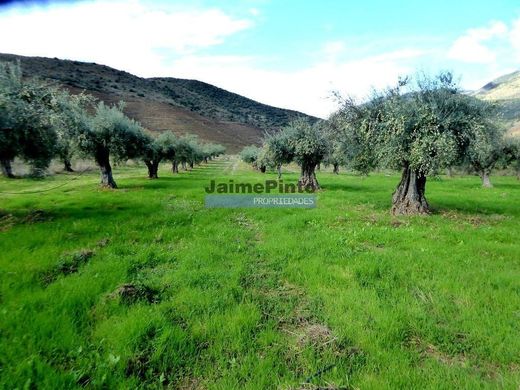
[1,157,519,389]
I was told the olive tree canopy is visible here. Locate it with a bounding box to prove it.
[239,145,261,168]
[286,119,328,191]
[50,89,95,172]
[202,143,226,162]
[262,130,295,179]
[0,62,58,177]
[464,110,504,188]
[334,72,499,215]
[76,101,148,188]
[503,136,520,180]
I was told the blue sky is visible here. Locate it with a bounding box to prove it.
[0,0,519,117]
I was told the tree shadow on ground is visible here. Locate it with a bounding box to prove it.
[320,182,379,193]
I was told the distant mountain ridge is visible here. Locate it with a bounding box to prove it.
[0,53,317,152]
[472,70,520,136]
[475,71,520,100]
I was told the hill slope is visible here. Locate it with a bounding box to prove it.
[0,53,316,152]
[473,70,520,136]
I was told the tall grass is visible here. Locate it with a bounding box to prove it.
[1,158,519,389]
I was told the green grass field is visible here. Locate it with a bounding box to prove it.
[1,158,519,389]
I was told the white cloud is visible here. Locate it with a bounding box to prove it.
[0,0,252,76]
[322,41,346,59]
[249,8,260,16]
[510,18,520,60]
[168,49,424,118]
[448,21,508,63]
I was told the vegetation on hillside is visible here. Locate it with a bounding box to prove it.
[150,77,314,129]
[473,70,520,136]
[0,53,316,133]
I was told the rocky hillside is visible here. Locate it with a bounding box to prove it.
[0,53,316,152]
[472,70,520,136]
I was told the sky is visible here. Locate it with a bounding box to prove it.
[0,0,519,118]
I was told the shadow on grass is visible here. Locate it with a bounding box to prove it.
[320,182,375,192]
[489,183,520,190]
[119,180,177,190]
[431,201,517,217]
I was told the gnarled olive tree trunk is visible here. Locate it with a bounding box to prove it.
[95,148,117,188]
[145,160,160,179]
[172,160,179,174]
[480,169,493,188]
[1,159,14,178]
[333,163,339,175]
[391,165,429,215]
[63,158,74,172]
[277,164,282,179]
[298,162,319,191]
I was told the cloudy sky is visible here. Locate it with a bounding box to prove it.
[0,0,519,117]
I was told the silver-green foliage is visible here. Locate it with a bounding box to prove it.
[0,61,58,175]
[285,119,328,169]
[239,145,261,165]
[262,129,295,168]
[504,136,520,177]
[77,101,148,163]
[336,72,498,176]
[50,89,95,170]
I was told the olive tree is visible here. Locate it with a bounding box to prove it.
[322,141,346,174]
[0,83,19,177]
[150,131,176,174]
[188,140,204,169]
[76,101,148,188]
[255,145,270,173]
[464,114,504,188]
[142,134,162,179]
[239,145,261,169]
[50,90,95,172]
[212,144,226,160]
[0,62,58,177]
[335,72,498,215]
[503,136,520,180]
[285,119,328,191]
[328,110,377,175]
[143,131,182,179]
[319,119,346,174]
[173,134,198,172]
[213,144,226,158]
[262,130,295,179]
[202,143,226,162]
[186,138,225,168]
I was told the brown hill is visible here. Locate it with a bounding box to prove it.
[0,53,317,152]
[473,70,520,137]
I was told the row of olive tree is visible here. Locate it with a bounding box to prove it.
[143,132,225,179]
[240,119,328,191]
[240,72,520,215]
[0,62,226,187]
